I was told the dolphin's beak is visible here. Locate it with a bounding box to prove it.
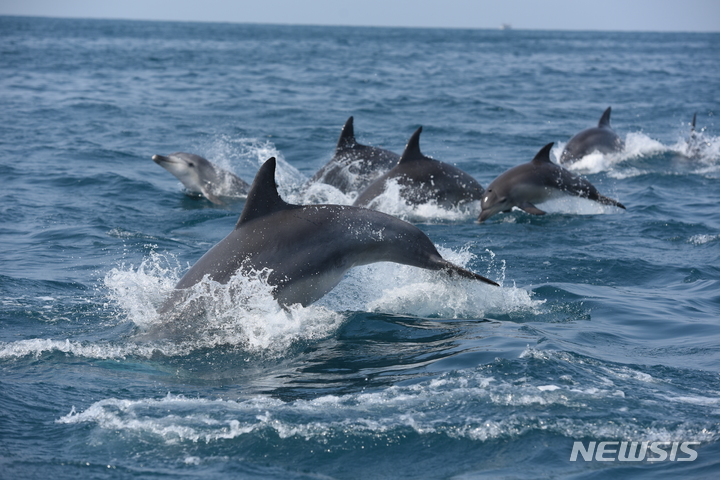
[478,209,492,223]
[152,154,168,165]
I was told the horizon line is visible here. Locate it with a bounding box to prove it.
[2,14,719,34]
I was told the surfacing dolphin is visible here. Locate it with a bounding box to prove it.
[559,107,625,166]
[686,112,704,158]
[478,143,625,222]
[165,157,498,311]
[307,116,400,194]
[153,152,250,205]
[353,127,485,209]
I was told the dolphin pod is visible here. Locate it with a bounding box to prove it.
[147,112,653,318]
[152,152,250,205]
[559,107,625,166]
[306,116,400,194]
[163,157,498,311]
[479,143,626,222]
[353,127,485,210]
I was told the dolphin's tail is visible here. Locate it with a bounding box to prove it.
[595,194,626,210]
[437,259,500,286]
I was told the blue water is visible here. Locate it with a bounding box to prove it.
[1,16,720,479]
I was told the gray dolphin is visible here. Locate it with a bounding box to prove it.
[559,107,625,166]
[353,127,485,209]
[307,116,400,194]
[166,157,498,310]
[478,143,625,222]
[152,152,250,205]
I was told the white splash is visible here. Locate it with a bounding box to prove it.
[200,135,306,197]
[556,129,720,179]
[672,121,720,160]
[670,125,720,178]
[688,234,720,245]
[104,256,345,356]
[320,246,542,317]
[295,181,355,206]
[103,250,182,331]
[534,195,623,216]
[562,132,666,175]
[355,178,481,223]
[623,132,669,161]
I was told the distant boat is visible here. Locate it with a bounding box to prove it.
[500,23,512,30]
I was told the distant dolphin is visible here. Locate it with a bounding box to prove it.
[152,152,250,205]
[166,157,498,310]
[559,107,625,166]
[478,143,625,222]
[353,127,485,209]
[307,116,400,194]
[686,112,703,158]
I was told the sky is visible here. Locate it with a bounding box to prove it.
[0,0,719,32]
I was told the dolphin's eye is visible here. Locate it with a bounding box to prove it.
[188,163,195,167]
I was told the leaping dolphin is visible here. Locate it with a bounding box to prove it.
[153,152,250,205]
[167,157,498,309]
[478,143,625,222]
[353,127,485,209]
[559,107,625,166]
[306,116,400,194]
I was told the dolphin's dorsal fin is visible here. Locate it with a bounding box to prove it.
[598,107,612,128]
[236,157,291,227]
[691,112,697,132]
[398,127,427,165]
[530,142,555,165]
[336,116,356,150]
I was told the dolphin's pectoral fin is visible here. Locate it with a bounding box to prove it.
[203,190,224,205]
[596,194,626,210]
[519,202,546,215]
[439,260,499,286]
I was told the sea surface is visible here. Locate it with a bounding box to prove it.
[1,16,719,479]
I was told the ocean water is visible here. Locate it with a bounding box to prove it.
[1,16,719,479]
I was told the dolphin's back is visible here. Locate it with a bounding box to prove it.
[308,116,399,194]
[560,107,624,165]
[176,203,492,306]
[560,128,623,164]
[354,127,484,208]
